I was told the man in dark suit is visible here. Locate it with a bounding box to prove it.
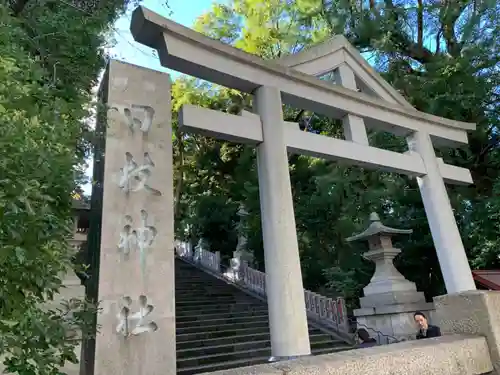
[414,311,441,339]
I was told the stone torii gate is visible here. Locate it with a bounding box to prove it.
[130,2,476,357]
[91,6,478,375]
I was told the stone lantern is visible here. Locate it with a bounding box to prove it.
[348,213,434,342]
[233,204,254,265]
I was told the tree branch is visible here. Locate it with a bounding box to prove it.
[294,109,305,122]
[348,0,435,66]
[435,27,443,54]
[417,0,423,49]
[10,0,31,16]
[439,0,468,57]
[320,0,334,33]
[384,0,434,64]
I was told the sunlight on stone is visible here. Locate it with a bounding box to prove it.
[116,295,158,337]
[110,104,155,133]
[118,152,162,196]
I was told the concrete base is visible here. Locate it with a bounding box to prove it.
[363,276,418,296]
[360,290,426,308]
[200,335,492,375]
[434,290,500,374]
[354,302,435,342]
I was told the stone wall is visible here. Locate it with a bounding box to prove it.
[434,291,500,374]
[356,305,437,343]
[201,335,492,375]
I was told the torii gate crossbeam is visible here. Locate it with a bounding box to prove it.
[130,5,477,359]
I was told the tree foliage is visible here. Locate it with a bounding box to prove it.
[173,0,499,308]
[0,1,130,373]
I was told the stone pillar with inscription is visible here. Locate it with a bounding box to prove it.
[93,60,175,375]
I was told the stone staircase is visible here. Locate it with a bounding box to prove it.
[175,258,353,375]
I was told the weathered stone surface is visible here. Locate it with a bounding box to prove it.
[355,305,435,342]
[93,60,175,375]
[200,335,492,375]
[434,290,500,374]
[359,290,426,308]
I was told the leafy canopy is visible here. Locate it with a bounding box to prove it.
[173,0,499,306]
[0,1,131,373]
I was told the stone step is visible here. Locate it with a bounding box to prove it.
[176,331,335,351]
[312,346,351,356]
[176,308,270,323]
[175,285,242,297]
[176,291,243,298]
[176,318,270,335]
[176,305,267,316]
[177,330,337,350]
[174,271,228,278]
[175,291,243,298]
[176,354,271,375]
[177,347,273,368]
[176,296,256,306]
[176,302,267,315]
[175,314,269,328]
[176,344,353,375]
[175,281,231,288]
[173,258,352,375]
[177,318,324,335]
[176,287,242,292]
[177,326,270,342]
[175,281,237,294]
[174,271,223,277]
[176,300,266,311]
[175,288,235,294]
[177,343,352,369]
[176,336,343,358]
[177,332,273,351]
[177,325,327,343]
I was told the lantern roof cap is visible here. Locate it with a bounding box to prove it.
[346,212,412,242]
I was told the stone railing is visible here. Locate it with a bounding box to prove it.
[237,261,349,333]
[239,261,266,295]
[353,319,400,345]
[175,242,349,336]
[303,288,349,334]
[176,242,220,273]
[197,248,221,273]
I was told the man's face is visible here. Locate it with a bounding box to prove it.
[414,314,428,329]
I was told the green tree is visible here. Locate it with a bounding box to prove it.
[171,77,254,260]
[0,1,131,373]
[299,0,499,292]
[185,0,390,292]
[175,0,499,306]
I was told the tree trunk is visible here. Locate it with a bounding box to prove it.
[174,130,185,220]
[10,0,30,16]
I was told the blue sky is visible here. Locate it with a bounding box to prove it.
[108,0,215,75]
[83,0,214,194]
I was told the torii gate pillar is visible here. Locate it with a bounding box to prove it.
[255,86,311,357]
[408,132,475,293]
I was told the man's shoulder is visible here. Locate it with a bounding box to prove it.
[428,325,442,336]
